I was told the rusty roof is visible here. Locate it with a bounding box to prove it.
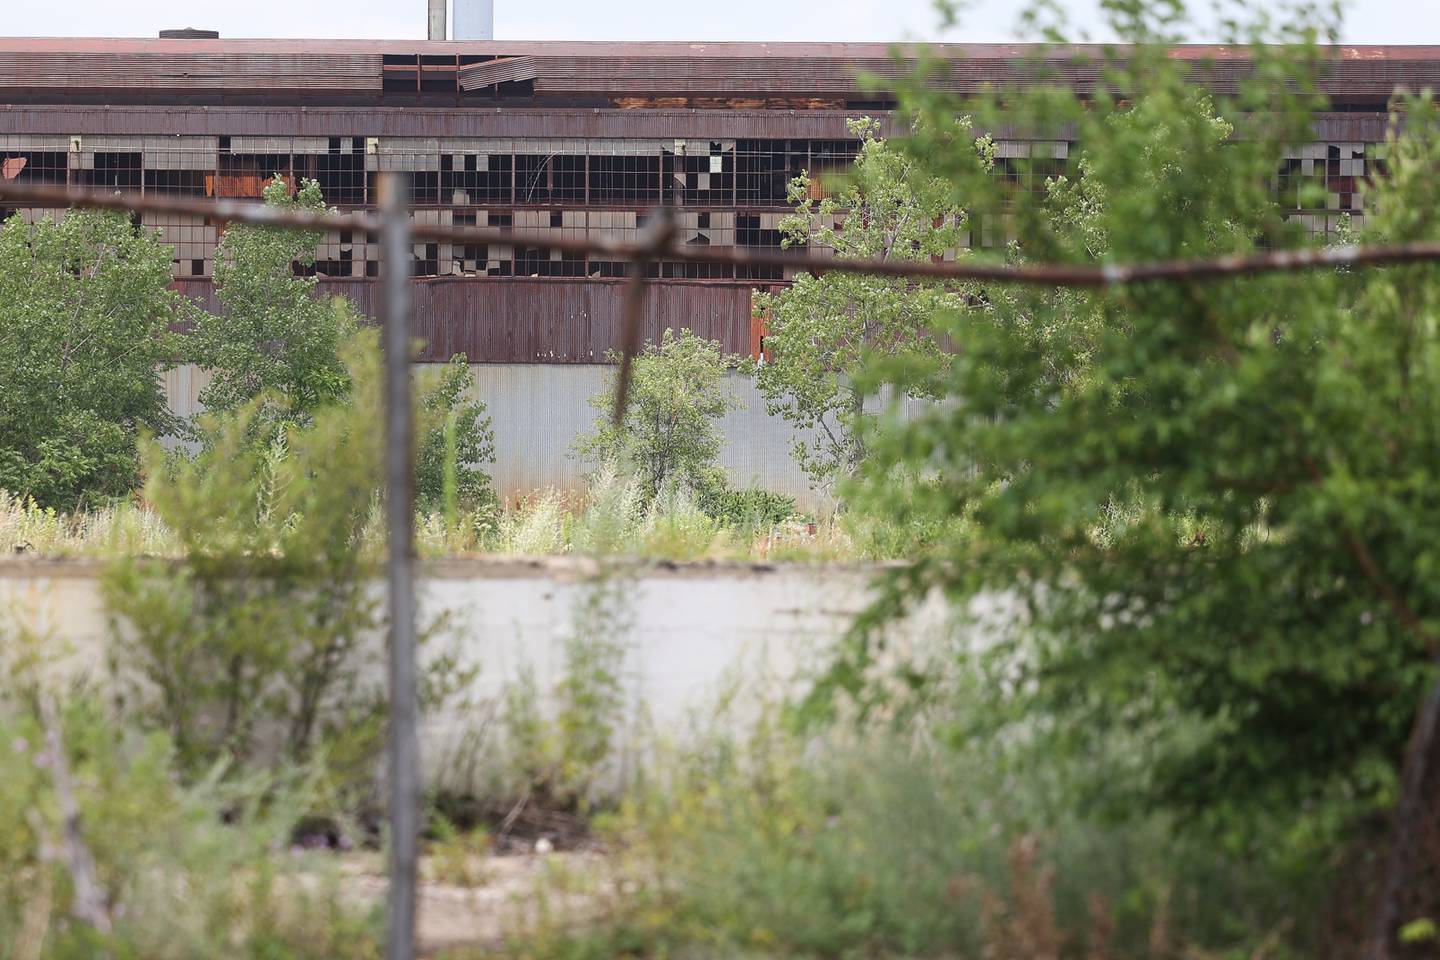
[0,38,1437,59]
[0,39,1437,99]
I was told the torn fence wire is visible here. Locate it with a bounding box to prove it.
[2,181,1438,290]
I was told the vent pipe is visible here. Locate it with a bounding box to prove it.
[454,0,495,40]
[427,0,446,40]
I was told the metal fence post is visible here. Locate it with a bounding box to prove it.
[378,172,419,960]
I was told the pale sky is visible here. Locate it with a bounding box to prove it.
[0,0,1434,43]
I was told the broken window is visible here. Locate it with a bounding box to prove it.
[514,245,585,277]
[292,138,367,205]
[0,151,67,186]
[77,152,142,191]
[442,152,514,204]
[516,154,586,205]
[661,141,734,207]
[736,139,809,206]
[217,149,292,199]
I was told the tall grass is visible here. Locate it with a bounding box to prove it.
[0,490,177,557]
[2,482,896,563]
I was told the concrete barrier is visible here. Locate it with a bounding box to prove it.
[0,557,961,787]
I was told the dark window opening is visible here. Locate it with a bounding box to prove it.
[294,150,366,205]
[441,152,512,204]
[589,153,661,204]
[145,168,209,197]
[79,152,142,191]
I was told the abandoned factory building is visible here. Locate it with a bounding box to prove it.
[0,37,1436,363]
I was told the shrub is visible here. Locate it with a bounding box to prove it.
[496,672,1328,959]
[695,481,797,530]
[576,328,740,503]
[103,332,472,805]
[0,677,380,959]
[416,354,497,519]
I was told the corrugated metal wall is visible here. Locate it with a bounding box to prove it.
[165,362,852,508]
[172,278,756,362]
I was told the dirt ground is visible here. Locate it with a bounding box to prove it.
[337,850,607,955]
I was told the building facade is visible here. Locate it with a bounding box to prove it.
[0,37,1435,501]
[2,37,1433,361]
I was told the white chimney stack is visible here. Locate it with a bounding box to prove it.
[427,0,446,40]
[454,0,495,40]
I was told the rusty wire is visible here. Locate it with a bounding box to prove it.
[6,181,1440,292]
[8,178,1437,419]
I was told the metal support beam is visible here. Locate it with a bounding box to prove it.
[379,172,419,960]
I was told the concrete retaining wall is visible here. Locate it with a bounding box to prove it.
[1,558,963,787]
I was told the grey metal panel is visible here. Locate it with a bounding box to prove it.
[460,365,824,507]
[164,361,830,508]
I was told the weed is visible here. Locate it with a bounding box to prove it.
[486,668,1329,960]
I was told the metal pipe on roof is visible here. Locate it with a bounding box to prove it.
[427,0,446,41]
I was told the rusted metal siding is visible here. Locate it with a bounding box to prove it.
[411,278,752,361]
[0,106,891,140]
[458,56,540,90]
[0,105,1389,147]
[171,277,754,363]
[0,53,382,92]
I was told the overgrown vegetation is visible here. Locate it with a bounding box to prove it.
[824,0,1440,950]
[754,118,971,495]
[576,327,740,503]
[186,176,354,425]
[417,353,498,518]
[483,666,1330,960]
[0,210,187,511]
[104,332,473,806]
[0,632,380,959]
[8,0,1440,956]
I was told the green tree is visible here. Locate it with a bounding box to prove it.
[754,118,976,494]
[0,210,186,511]
[577,327,739,501]
[415,354,497,517]
[186,176,496,511]
[821,0,1440,946]
[186,176,353,425]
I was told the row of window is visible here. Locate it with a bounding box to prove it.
[0,138,862,208]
